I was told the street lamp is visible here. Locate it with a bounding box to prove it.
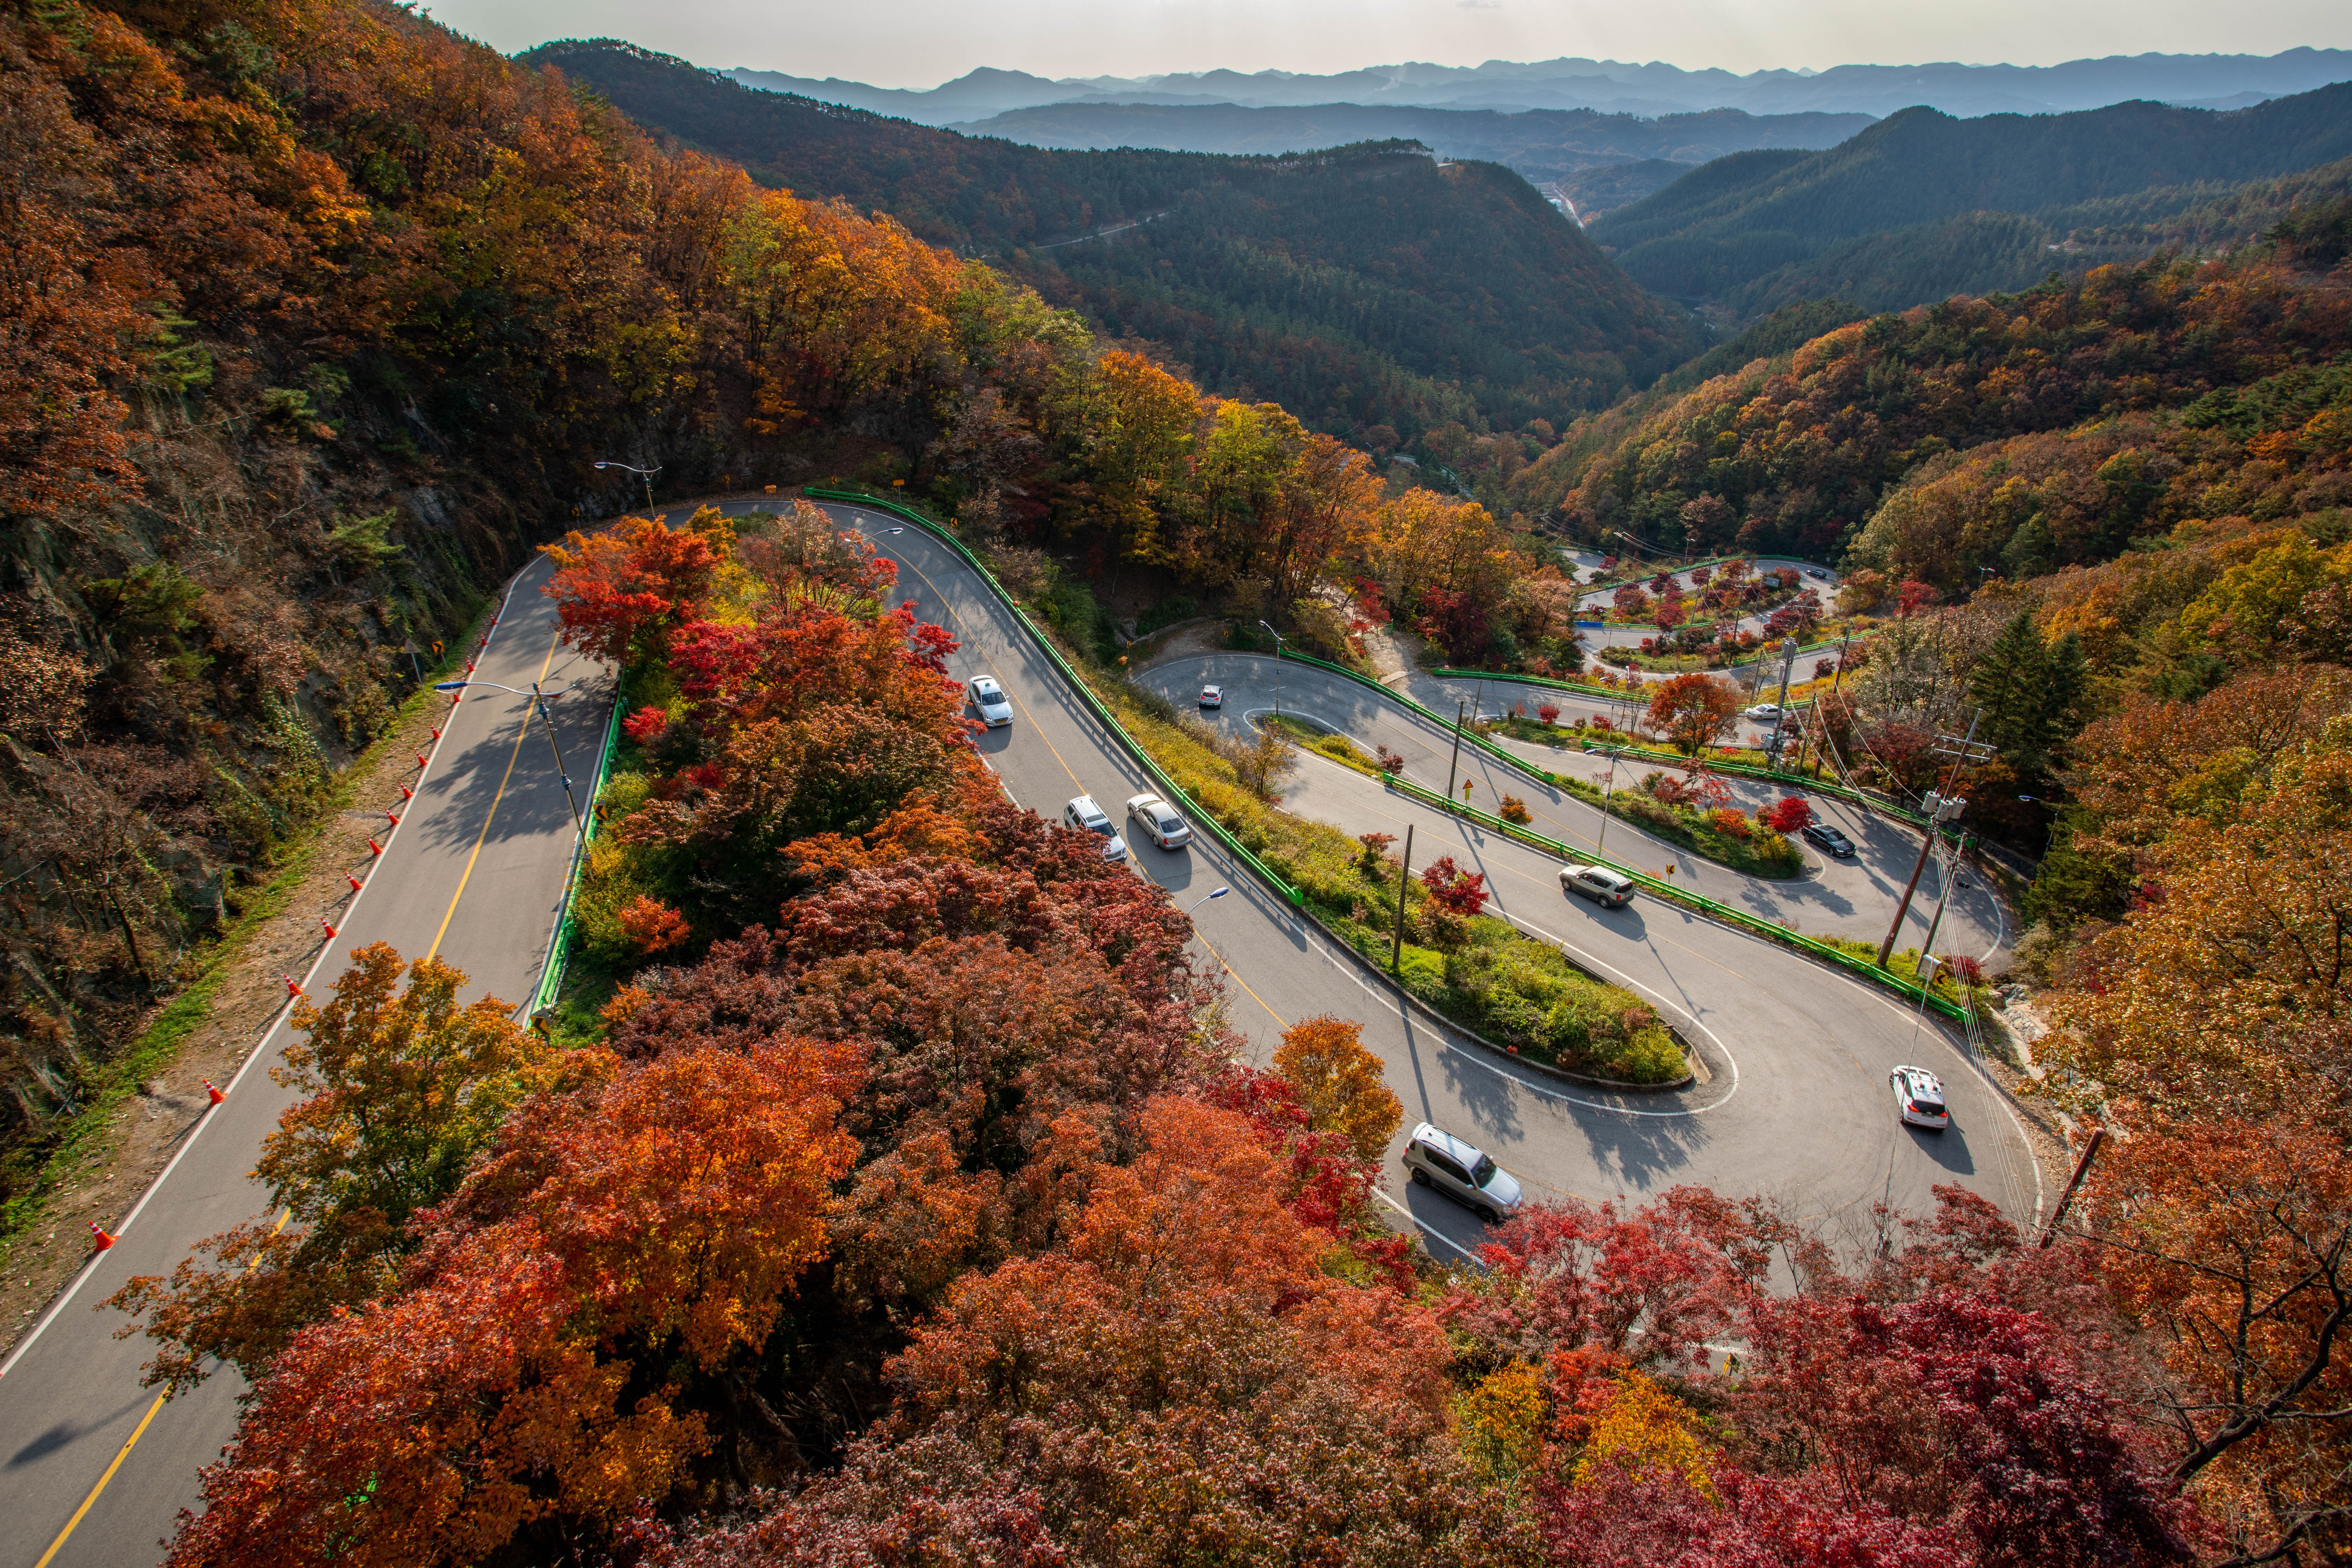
[1257,621,1287,718]
[434,680,584,834]
[1186,887,1230,917]
[593,460,661,513]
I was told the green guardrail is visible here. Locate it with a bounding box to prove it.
[1380,772,1969,1022]
[1433,665,1814,710]
[804,488,1304,906]
[527,679,628,1018]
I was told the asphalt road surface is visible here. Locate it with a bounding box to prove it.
[1,554,614,1568]
[1141,655,2004,964]
[800,502,2039,1270]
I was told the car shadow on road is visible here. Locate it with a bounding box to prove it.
[1908,1124,1978,1176]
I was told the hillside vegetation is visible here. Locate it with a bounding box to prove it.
[1496,217,2352,568]
[523,39,1702,443]
[1592,84,2352,312]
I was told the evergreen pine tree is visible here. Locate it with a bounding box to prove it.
[1968,611,2051,771]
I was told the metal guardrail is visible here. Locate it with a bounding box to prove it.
[1379,772,1970,1022]
[527,678,626,1018]
[803,488,1304,905]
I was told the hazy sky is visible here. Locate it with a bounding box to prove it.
[425,0,2352,89]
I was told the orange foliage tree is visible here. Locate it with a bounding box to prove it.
[168,1038,859,1568]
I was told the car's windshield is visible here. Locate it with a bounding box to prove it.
[1471,1154,1499,1186]
[1086,819,1113,837]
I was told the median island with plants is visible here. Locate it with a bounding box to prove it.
[1097,664,1690,1086]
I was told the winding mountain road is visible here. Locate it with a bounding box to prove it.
[804,502,2042,1273]
[1138,653,2005,964]
[0,504,2028,1567]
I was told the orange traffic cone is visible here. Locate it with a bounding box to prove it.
[415,752,429,770]
[430,726,442,741]
[205,1081,225,1106]
[346,872,364,892]
[366,838,384,856]
[399,784,414,801]
[285,975,306,999]
[320,918,338,939]
[385,808,401,826]
[90,1223,115,1252]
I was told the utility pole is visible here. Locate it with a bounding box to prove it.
[1391,824,1415,971]
[2039,1126,2107,1248]
[1915,832,1969,972]
[1765,636,1798,770]
[1596,748,1620,858]
[1875,712,1991,968]
[1445,701,1467,800]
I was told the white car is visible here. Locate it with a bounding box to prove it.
[1402,1122,1524,1223]
[1199,685,1224,709]
[1891,1065,1949,1131]
[1061,794,1129,862]
[966,674,1013,728]
[1560,863,1634,908]
[1125,792,1193,849]
[1744,703,1783,722]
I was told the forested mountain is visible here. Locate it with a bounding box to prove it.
[1592,84,2352,310]
[939,100,1871,187]
[1497,208,2352,567]
[527,40,1700,443]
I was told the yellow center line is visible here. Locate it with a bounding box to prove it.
[427,634,564,961]
[35,1209,293,1568]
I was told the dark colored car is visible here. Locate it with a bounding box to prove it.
[1803,822,1857,858]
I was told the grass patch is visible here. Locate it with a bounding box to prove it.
[1263,714,1385,780]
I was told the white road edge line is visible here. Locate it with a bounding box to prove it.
[1372,1187,1482,1263]
[0,565,535,1382]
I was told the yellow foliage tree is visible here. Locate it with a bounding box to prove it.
[1455,1358,1549,1480]
[1273,1015,1403,1163]
[1572,1370,1719,1499]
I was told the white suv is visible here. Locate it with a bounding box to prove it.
[1891,1065,1949,1130]
[1560,863,1634,908]
[1402,1122,1524,1223]
[1061,794,1129,862]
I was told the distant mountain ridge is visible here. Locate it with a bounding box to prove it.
[728,49,2352,126]
[1590,83,2352,310]
[932,102,1874,212]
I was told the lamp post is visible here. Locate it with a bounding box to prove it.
[1257,621,1287,719]
[593,460,661,514]
[1186,887,1231,917]
[434,680,583,834]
